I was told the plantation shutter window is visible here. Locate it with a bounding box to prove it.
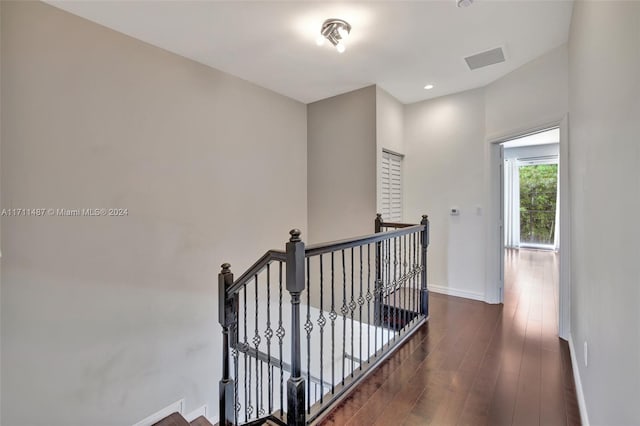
[381,151,403,222]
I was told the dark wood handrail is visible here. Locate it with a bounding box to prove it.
[304,225,424,257]
[378,221,415,228]
[227,249,286,295]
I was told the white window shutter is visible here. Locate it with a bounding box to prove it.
[381,151,403,222]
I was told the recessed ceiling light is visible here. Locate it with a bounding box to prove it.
[424,84,434,90]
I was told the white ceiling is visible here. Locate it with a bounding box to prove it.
[46,1,574,104]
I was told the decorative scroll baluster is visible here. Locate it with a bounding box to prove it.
[350,247,355,377]
[254,276,262,417]
[375,214,382,331]
[233,321,239,426]
[393,236,398,340]
[286,229,305,426]
[415,230,419,314]
[218,263,236,426]
[305,257,313,414]
[402,235,411,327]
[340,249,347,385]
[366,244,372,360]
[330,252,336,393]
[265,265,273,414]
[386,238,391,345]
[403,234,407,327]
[244,286,251,421]
[277,262,285,415]
[318,254,325,403]
[358,245,364,371]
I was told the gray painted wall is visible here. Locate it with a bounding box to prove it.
[307,86,377,244]
[568,2,640,424]
[0,2,307,425]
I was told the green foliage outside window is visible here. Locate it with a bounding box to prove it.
[519,164,558,245]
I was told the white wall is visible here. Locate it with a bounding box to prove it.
[568,2,640,424]
[485,44,569,141]
[307,86,377,244]
[403,46,568,303]
[404,89,487,300]
[0,2,307,425]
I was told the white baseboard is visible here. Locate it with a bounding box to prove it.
[568,334,590,426]
[427,284,485,302]
[185,405,208,422]
[132,399,184,426]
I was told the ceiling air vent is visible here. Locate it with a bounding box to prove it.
[464,47,505,70]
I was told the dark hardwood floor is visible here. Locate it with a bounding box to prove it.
[318,249,581,426]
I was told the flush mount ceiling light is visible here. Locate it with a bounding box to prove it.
[424,84,435,90]
[316,18,351,53]
[457,0,474,7]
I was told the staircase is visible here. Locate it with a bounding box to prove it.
[152,412,213,426]
[217,214,430,426]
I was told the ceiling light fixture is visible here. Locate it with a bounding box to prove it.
[457,0,474,8]
[319,18,351,53]
[424,84,434,90]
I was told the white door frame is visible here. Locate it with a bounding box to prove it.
[485,116,570,340]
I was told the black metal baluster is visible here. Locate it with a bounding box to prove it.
[265,265,273,414]
[277,262,285,415]
[350,247,355,377]
[318,254,325,404]
[233,319,239,426]
[330,252,336,394]
[341,250,347,385]
[305,257,313,414]
[410,232,415,319]
[366,244,372,361]
[358,245,363,371]
[410,233,415,315]
[386,238,391,346]
[244,286,251,421]
[403,234,408,327]
[254,276,261,417]
[415,230,419,315]
[393,237,398,341]
[398,235,407,331]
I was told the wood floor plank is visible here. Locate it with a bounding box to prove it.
[318,249,581,426]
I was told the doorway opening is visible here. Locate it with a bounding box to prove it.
[499,126,563,336]
[503,129,560,252]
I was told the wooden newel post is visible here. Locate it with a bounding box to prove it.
[219,263,237,426]
[286,229,306,426]
[420,215,430,317]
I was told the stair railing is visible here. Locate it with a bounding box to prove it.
[218,214,429,426]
